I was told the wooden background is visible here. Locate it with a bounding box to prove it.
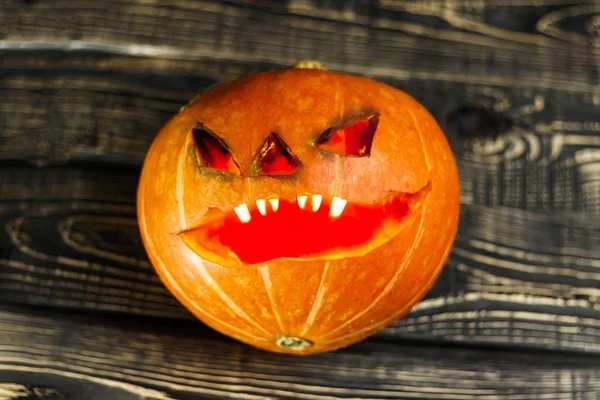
[1,0,600,398]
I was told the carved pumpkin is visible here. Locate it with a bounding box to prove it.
[137,63,460,355]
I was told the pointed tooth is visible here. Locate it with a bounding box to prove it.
[234,204,251,223]
[311,195,322,212]
[330,197,347,217]
[297,195,308,209]
[256,199,267,216]
[269,198,279,212]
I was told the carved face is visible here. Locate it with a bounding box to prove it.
[138,68,459,355]
[180,111,429,268]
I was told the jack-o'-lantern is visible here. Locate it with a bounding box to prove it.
[137,61,459,355]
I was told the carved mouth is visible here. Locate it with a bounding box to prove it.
[179,185,429,267]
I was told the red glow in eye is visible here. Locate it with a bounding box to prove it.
[250,133,302,176]
[193,124,241,175]
[313,113,379,157]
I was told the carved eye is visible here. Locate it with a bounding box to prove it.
[312,113,379,157]
[250,133,302,176]
[192,124,241,175]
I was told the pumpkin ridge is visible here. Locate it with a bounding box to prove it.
[300,261,331,337]
[193,258,274,336]
[316,193,429,341]
[322,229,458,347]
[258,265,286,333]
[173,129,273,337]
[138,173,269,343]
[408,109,432,174]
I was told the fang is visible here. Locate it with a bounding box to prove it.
[312,195,322,211]
[269,198,280,212]
[256,199,267,216]
[234,204,251,223]
[297,195,308,209]
[330,197,347,217]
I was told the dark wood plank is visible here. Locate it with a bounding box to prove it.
[1,0,599,356]
[1,303,600,400]
[1,0,596,88]
[0,375,166,400]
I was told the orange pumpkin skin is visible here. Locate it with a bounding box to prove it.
[137,67,460,355]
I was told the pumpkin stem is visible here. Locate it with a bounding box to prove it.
[275,335,313,350]
[292,60,326,70]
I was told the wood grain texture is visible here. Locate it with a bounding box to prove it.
[1,0,599,361]
[0,371,171,400]
[1,304,600,400]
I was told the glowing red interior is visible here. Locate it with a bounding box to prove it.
[180,190,417,266]
[314,113,379,157]
[193,124,241,175]
[250,133,301,176]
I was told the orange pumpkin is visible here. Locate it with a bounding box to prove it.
[137,63,460,355]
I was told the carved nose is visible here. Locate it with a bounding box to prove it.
[249,132,302,177]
